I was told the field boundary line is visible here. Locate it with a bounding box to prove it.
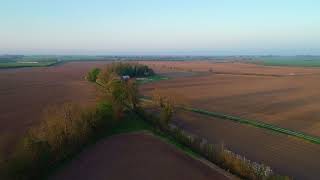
[182,107,320,144]
[139,97,320,144]
[150,132,239,180]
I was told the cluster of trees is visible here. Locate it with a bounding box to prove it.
[86,68,100,82]
[150,90,187,130]
[151,91,175,129]
[87,62,156,119]
[97,65,139,119]
[0,102,115,179]
[86,62,155,83]
[102,62,155,77]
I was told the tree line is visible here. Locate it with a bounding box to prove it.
[86,62,155,82]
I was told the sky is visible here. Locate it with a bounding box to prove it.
[1,0,320,55]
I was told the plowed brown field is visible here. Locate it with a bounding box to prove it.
[51,133,232,180]
[139,61,320,179]
[173,110,320,180]
[0,61,109,153]
[140,61,320,136]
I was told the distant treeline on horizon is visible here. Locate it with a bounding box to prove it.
[1,54,320,66]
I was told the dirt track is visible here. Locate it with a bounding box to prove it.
[51,133,231,180]
[0,61,109,153]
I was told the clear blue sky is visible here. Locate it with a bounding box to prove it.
[1,0,319,55]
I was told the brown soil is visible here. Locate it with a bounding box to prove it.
[0,61,110,153]
[140,61,320,136]
[139,61,320,179]
[173,110,320,180]
[141,60,320,76]
[51,133,232,180]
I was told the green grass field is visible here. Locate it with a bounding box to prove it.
[136,75,169,84]
[252,56,320,67]
[0,55,107,69]
[0,60,59,68]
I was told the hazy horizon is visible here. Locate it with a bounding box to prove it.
[1,0,320,55]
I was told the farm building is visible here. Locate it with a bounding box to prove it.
[121,75,130,80]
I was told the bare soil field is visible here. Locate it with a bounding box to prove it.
[0,61,110,153]
[141,60,320,76]
[51,132,231,180]
[140,61,320,137]
[173,110,320,180]
[139,61,320,179]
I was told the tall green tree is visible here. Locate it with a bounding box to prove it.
[96,64,140,119]
[86,68,100,82]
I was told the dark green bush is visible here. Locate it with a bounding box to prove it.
[86,68,101,82]
[104,62,155,77]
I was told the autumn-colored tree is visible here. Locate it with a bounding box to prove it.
[97,65,140,119]
[152,91,175,128]
[86,68,100,82]
[125,79,139,110]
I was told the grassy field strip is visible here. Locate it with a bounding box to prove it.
[182,107,320,144]
[0,60,61,69]
[139,97,320,144]
[136,75,169,84]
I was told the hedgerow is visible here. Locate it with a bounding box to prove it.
[137,104,290,180]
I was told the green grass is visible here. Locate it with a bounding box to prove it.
[156,132,200,158]
[106,114,152,135]
[99,110,201,159]
[0,55,108,69]
[0,60,59,69]
[107,113,200,158]
[136,75,169,84]
[252,56,320,67]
